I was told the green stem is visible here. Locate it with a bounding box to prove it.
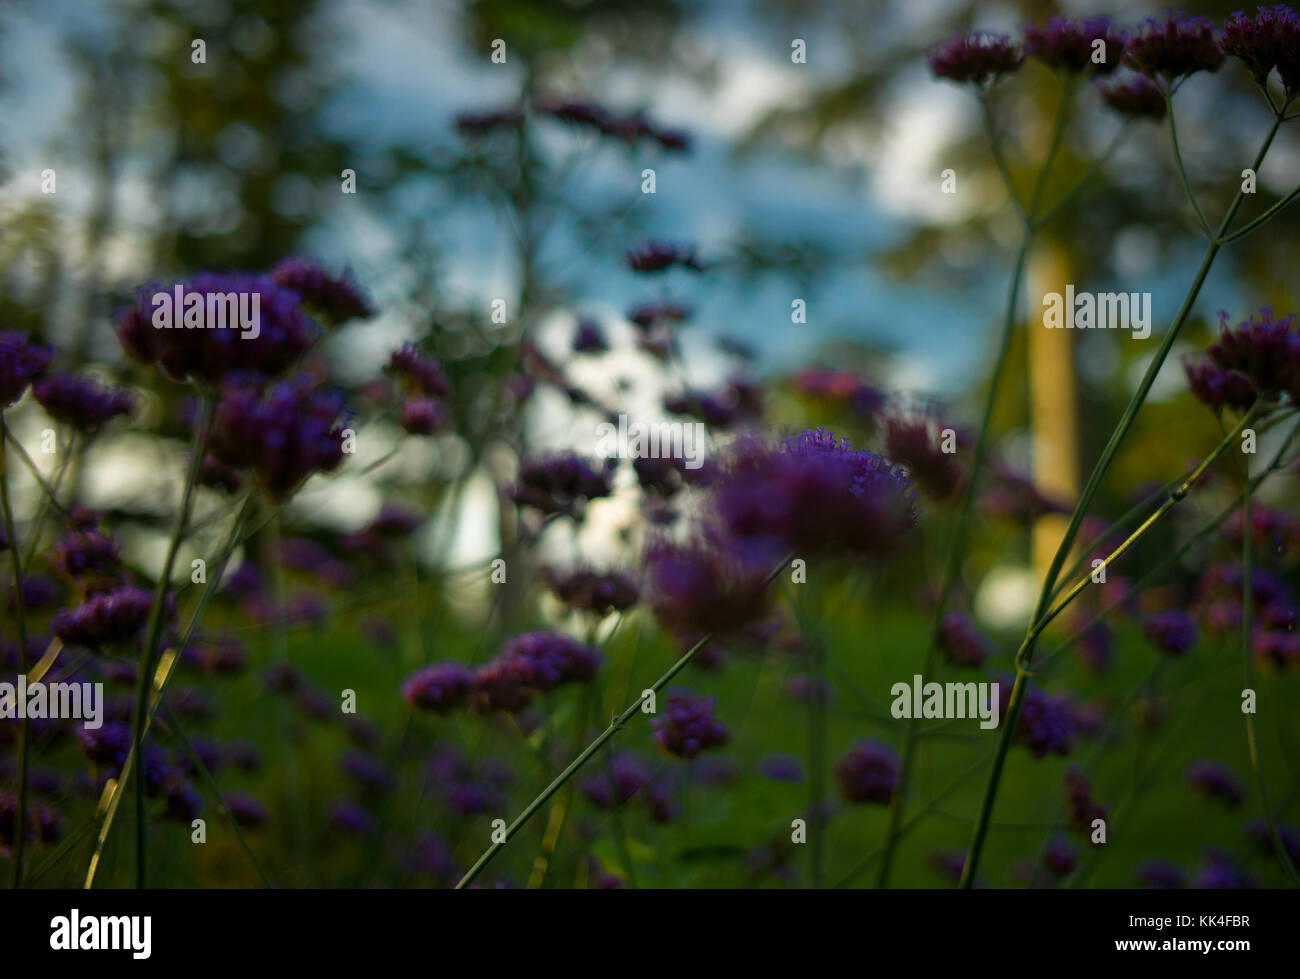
[1167,96,1214,238]
[454,554,793,889]
[2,410,31,887]
[131,396,212,887]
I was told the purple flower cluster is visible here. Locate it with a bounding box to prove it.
[1186,760,1246,806]
[32,373,132,433]
[1221,6,1300,95]
[541,565,639,615]
[1064,767,1108,834]
[710,429,917,560]
[937,611,994,668]
[115,273,318,382]
[472,631,602,713]
[834,739,899,805]
[0,330,53,407]
[401,661,475,714]
[580,753,652,808]
[1123,13,1225,87]
[625,240,701,274]
[535,98,691,151]
[1098,74,1168,120]
[652,688,728,759]
[52,585,159,648]
[1000,679,1076,759]
[511,454,615,517]
[1024,16,1125,74]
[1143,609,1198,656]
[271,257,374,322]
[207,375,347,500]
[645,532,774,638]
[928,32,1024,86]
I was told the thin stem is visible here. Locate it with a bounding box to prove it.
[84,492,255,888]
[1219,180,1300,244]
[131,396,212,888]
[2,410,31,887]
[454,553,793,889]
[978,92,1027,219]
[1032,123,1131,229]
[1167,96,1214,239]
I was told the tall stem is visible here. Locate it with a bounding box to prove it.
[2,411,31,887]
[131,395,211,887]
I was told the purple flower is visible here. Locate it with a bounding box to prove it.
[1193,849,1256,888]
[999,680,1076,758]
[340,749,393,794]
[572,317,608,354]
[52,585,160,648]
[1122,14,1225,88]
[387,343,451,398]
[1143,610,1198,656]
[161,777,203,822]
[115,273,318,382]
[223,792,269,828]
[834,739,899,804]
[402,661,475,714]
[653,688,728,759]
[1187,760,1246,807]
[710,429,917,559]
[50,522,120,583]
[758,753,805,783]
[580,753,652,808]
[928,32,1024,86]
[1221,6,1300,95]
[77,720,133,768]
[473,631,602,712]
[1043,836,1079,877]
[625,240,701,274]
[511,454,615,517]
[645,532,774,638]
[271,257,373,322]
[1024,17,1125,75]
[0,330,53,407]
[1184,357,1258,411]
[1207,307,1299,401]
[398,396,451,435]
[31,373,133,433]
[1098,73,1168,119]
[541,565,639,615]
[208,374,347,500]
[331,800,376,835]
[937,611,994,668]
[1064,767,1108,834]
[1137,858,1187,888]
[1244,817,1300,868]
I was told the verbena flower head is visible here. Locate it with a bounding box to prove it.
[710,429,917,559]
[625,240,701,274]
[645,531,774,638]
[52,585,161,648]
[1137,858,1187,888]
[223,792,269,828]
[401,661,475,714]
[1206,307,1299,401]
[50,519,120,585]
[834,739,899,804]
[399,396,451,435]
[996,677,1076,758]
[652,688,728,759]
[937,611,994,668]
[928,32,1024,86]
[1064,766,1108,834]
[1024,17,1125,75]
[115,273,318,382]
[1098,73,1168,119]
[580,752,651,808]
[473,631,602,712]
[32,373,133,433]
[1221,6,1300,96]
[1186,760,1246,806]
[1184,357,1258,411]
[0,330,53,407]
[387,343,451,398]
[541,565,639,615]
[207,374,347,500]
[271,257,374,322]
[511,454,615,518]
[1143,609,1198,655]
[1122,13,1225,88]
